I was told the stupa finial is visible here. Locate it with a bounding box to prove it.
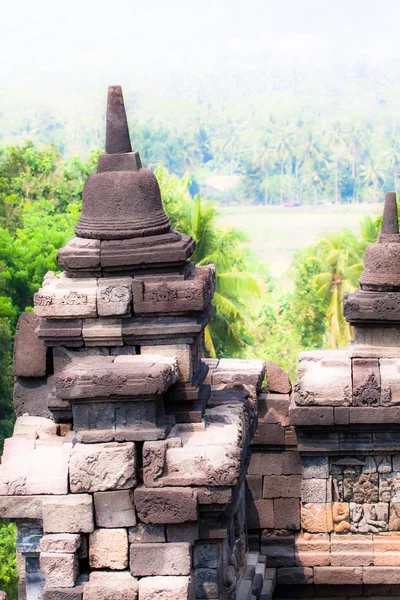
[381,191,399,234]
[105,86,132,154]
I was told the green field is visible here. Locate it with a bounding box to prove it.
[218,203,383,283]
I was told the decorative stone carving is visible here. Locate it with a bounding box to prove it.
[97,278,132,317]
[34,273,97,318]
[293,351,352,407]
[350,502,388,533]
[332,503,351,533]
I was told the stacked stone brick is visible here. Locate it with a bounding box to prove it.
[0,87,267,600]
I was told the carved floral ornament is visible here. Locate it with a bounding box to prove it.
[34,293,53,306]
[150,282,177,303]
[100,285,130,303]
[373,293,400,314]
[60,291,88,305]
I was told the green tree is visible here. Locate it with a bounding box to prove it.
[0,520,17,600]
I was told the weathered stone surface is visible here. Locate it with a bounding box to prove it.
[34,272,97,318]
[40,534,82,554]
[246,475,263,500]
[166,523,199,544]
[314,566,363,585]
[194,568,218,598]
[0,433,71,495]
[193,543,219,569]
[82,571,138,600]
[263,476,301,499]
[293,350,351,406]
[132,265,215,315]
[257,393,289,425]
[14,313,47,377]
[43,585,84,600]
[37,318,83,346]
[97,277,132,316]
[82,318,123,346]
[212,358,266,392]
[130,542,191,576]
[129,524,165,543]
[142,344,194,382]
[43,495,94,533]
[265,363,291,394]
[301,479,327,503]
[13,376,54,418]
[252,423,285,445]
[379,358,400,404]
[301,503,333,533]
[134,487,197,524]
[0,495,43,519]
[56,355,178,399]
[301,456,329,479]
[273,498,300,530]
[331,534,373,566]
[138,576,193,600]
[89,528,128,570]
[289,401,334,426]
[196,486,232,505]
[57,236,101,272]
[248,450,301,477]
[94,490,136,528]
[40,552,79,588]
[69,442,136,493]
[295,533,330,567]
[276,567,313,585]
[142,417,243,487]
[363,566,400,584]
[247,499,274,529]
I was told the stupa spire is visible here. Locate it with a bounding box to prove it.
[381,191,399,234]
[105,86,132,154]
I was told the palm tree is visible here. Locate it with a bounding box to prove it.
[273,127,294,205]
[184,195,261,357]
[386,138,400,197]
[359,157,385,202]
[253,142,277,205]
[313,231,363,348]
[324,121,348,203]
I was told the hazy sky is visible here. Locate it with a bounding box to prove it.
[1,0,400,92]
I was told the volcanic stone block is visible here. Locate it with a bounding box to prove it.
[0,495,43,519]
[40,534,82,554]
[289,402,334,426]
[141,344,194,382]
[69,442,136,493]
[263,475,301,499]
[273,498,300,530]
[94,490,136,528]
[97,277,132,316]
[331,534,373,567]
[0,435,71,495]
[56,355,178,400]
[132,265,215,315]
[40,552,79,588]
[34,272,97,318]
[42,495,94,533]
[196,486,232,505]
[134,486,197,524]
[212,358,266,391]
[194,568,218,598]
[265,363,292,394]
[246,475,263,500]
[193,543,219,569]
[301,503,333,533]
[284,426,297,446]
[82,318,123,346]
[276,567,313,585]
[248,452,283,476]
[130,542,191,576]
[301,479,327,503]
[14,313,47,377]
[166,523,199,544]
[43,586,84,600]
[73,402,116,443]
[89,528,128,570]
[314,566,363,585]
[128,524,166,544]
[293,350,351,406]
[363,566,400,584]
[352,358,381,406]
[257,393,289,425]
[260,532,295,567]
[295,533,330,567]
[374,534,400,565]
[82,571,138,600]
[37,318,83,346]
[13,376,54,418]
[247,499,274,529]
[301,457,329,479]
[334,406,350,424]
[380,358,400,404]
[138,576,193,600]
[252,423,285,445]
[57,236,101,272]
